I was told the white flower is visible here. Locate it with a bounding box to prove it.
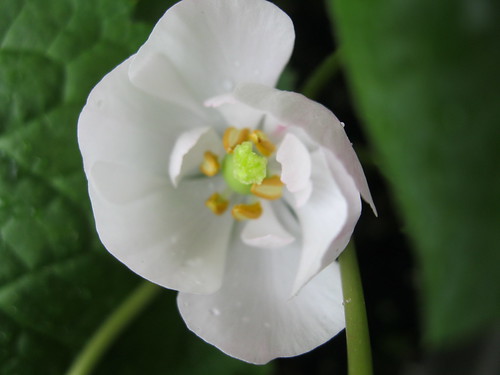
[78,0,375,364]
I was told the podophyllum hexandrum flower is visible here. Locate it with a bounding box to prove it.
[78,0,376,364]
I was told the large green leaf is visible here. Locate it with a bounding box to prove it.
[328,0,500,347]
[0,1,272,373]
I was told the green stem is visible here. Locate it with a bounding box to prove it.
[339,242,373,375]
[65,281,161,375]
[300,49,342,99]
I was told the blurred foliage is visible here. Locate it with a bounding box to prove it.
[329,0,500,350]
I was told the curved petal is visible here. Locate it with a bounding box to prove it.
[78,58,233,294]
[291,149,361,295]
[223,83,377,214]
[89,167,233,294]
[205,94,265,130]
[129,0,295,108]
[91,161,169,205]
[177,239,344,364]
[78,57,207,177]
[169,127,224,186]
[276,132,313,207]
[241,201,294,249]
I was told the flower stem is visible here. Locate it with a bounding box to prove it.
[339,242,373,375]
[65,281,161,375]
[300,49,342,99]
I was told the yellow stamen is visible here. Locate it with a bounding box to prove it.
[249,129,276,157]
[231,201,262,220]
[223,127,250,153]
[251,175,284,200]
[200,151,220,177]
[205,193,229,215]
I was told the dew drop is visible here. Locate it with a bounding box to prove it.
[186,257,202,268]
[340,122,345,128]
[222,79,234,91]
[210,308,221,316]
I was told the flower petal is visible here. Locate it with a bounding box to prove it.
[177,239,344,364]
[169,127,224,187]
[291,148,362,295]
[129,0,295,107]
[276,132,313,207]
[78,58,233,294]
[89,172,232,294]
[91,161,169,205]
[205,94,265,130]
[223,83,377,215]
[78,57,206,176]
[241,201,295,249]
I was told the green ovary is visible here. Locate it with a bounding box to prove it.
[233,142,267,184]
[222,142,267,194]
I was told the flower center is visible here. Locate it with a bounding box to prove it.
[200,127,284,220]
[232,141,267,185]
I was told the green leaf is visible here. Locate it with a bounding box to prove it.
[0,1,272,374]
[328,0,500,347]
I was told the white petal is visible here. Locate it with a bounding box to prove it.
[89,173,233,294]
[78,57,206,177]
[241,201,294,249]
[177,239,344,364]
[78,58,232,294]
[291,149,362,295]
[224,83,377,214]
[276,132,313,207]
[169,127,224,187]
[91,162,169,204]
[129,0,295,106]
[286,182,313,208]
[205,94,265,130]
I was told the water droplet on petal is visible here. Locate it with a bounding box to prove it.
[340,122,345,128]
[222,79,234,91]
[186,257,202,268]
[210,308,221,316]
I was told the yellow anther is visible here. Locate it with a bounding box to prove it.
[249,129,276,157]
[200,151,220,177]
[251,175,284,200]
[205,193,229,215]
[231,201,263,221]
[223,127,250,153]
